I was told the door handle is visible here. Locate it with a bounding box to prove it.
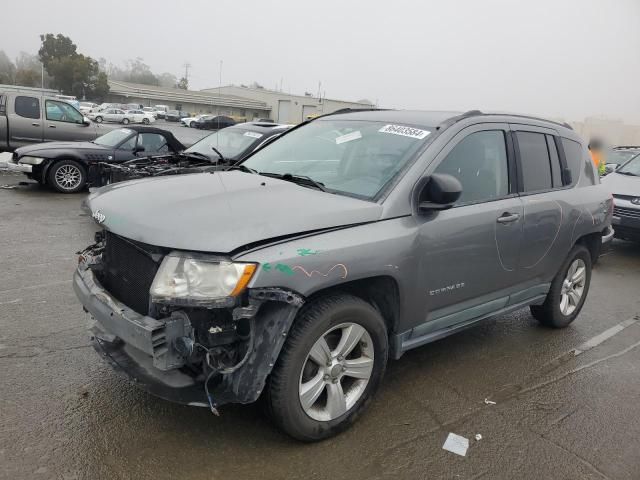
[497,212,520,224]
[48,125,56,128]
[31,122,40,126]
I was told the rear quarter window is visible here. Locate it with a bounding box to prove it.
[561,138,594,186]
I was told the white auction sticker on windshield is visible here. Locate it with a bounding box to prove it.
[244,131,263,139]
[335,130,362,144]
[378,124,430,139]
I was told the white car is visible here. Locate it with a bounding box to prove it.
[142,107,158,119]
[181,114,206,128]
[78,102,99,114]
[126,110,156,125]
[89,108,132,124]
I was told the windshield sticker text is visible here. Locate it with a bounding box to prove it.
[379,124,430,139]
[335,131,362,144]
[244,131,263,139]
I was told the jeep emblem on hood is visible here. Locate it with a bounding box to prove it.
[92,209,106,224]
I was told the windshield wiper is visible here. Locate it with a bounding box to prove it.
[226,164,257,174]
[617,171,639,177]
[260,172,327,192]
[211,146,226,163]
[185,151,211,160]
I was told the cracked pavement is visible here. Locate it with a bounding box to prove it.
[1,170,639,479]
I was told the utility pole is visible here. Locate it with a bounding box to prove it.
[183,62,191,82]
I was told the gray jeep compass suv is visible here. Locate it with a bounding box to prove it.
[74,109,613,441]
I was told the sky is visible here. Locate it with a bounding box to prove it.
[2,0,639,122]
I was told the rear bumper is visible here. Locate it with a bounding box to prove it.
[601,225,615,253]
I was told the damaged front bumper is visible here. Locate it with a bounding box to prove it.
[73,265,303,407]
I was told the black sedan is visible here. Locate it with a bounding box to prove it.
[165,110,188,122]
[98,122,291,186]
[11,126,184,193]
[194,115,236,130]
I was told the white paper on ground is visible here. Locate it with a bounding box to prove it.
[442,433,470,457]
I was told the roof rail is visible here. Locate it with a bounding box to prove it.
[614,145,640,149]
[436,110,483,130]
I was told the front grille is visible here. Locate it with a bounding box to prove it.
[614,206,640,219]
[101,232,161,315]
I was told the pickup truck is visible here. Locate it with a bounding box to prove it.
[0,89,106,151]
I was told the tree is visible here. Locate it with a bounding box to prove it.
[14,68,40,87]
[176,76,188,90]
[158,72,177,88]
[37,33,109,99]
[0,50,15,84]
[124,58,158,85]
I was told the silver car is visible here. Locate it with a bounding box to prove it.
[602,153,640,241]
[89,108,132,125]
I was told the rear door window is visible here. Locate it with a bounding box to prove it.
[516,131,552,192]
[15,96,41,119]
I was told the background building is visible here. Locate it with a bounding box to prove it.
[105,80,272,120]
[200,84,375,124]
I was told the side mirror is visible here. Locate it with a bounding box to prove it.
[82,116,91,126]
[418,173,462,212]
[134,145,145,154]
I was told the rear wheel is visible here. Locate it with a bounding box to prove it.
[48,159,86,193]
[266,294,388,441]
[530,245,592,328]
[95,116,103,123]
[190,121,196,128]
[142,118,150,125]
[122,118,130,125]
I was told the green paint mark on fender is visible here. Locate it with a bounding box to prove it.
[263,263,272,272]
[275,263,295,276]
[297,248,319,256]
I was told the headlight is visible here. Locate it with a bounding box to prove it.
[19,156,45,165]
[150,253,257,306]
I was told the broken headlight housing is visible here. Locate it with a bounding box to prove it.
[150,253,256,307]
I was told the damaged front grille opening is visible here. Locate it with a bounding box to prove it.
[79,231,303,414]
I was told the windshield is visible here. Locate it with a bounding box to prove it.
[609,150,639,165]
[617,155,640,176]
[242,119,431,199]
[186,128,263,160]
[94,128,135,147]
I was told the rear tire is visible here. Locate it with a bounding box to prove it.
[95,116,103,123]
[48,159,86,193]
[530,245,592,328]
[265,294,388,441]
[122,118,130,125]
[190,121,196,128]
[142,118,150,125]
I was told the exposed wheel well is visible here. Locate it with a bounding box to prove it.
[575,231,601,263]
[304,276,400,334]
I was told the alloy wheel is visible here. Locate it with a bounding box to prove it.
[54,165,82,190]
[298,322,374,421]
[560,258,586,316]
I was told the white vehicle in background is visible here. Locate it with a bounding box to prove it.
[142,107,158,119]
[154,105,169,119]
[180,114,205,128]
[88,108,132,124]
[78,102,99,114]
[125,110,156,124]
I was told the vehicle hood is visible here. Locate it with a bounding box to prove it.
[601,172,640,197]
[16,141,110,158]
[86,171,383,252]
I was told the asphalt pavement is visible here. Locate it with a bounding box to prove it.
[1,170,639,480]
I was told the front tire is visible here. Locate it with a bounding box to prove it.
[95,116,103,123]
[48,159,86,193]
[142,118,150,125]
[266,294,388,441]
[122,118,130,125]
[530,245,592,328]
